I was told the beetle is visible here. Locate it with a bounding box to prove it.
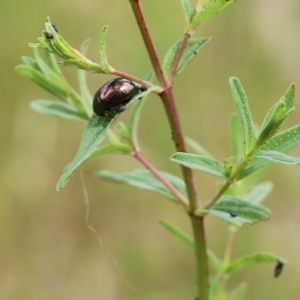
[93,78,147,117]
[52,24,58,32]
[45,32,53,39]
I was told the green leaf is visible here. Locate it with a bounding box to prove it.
[191,0,235,29]
[105,129,122,145]
[162,38,210,78]
[33,48,65,83]
[243,181,273,204]
[114,122,132,143]
[159,219,222,270]
[229,77,256,153]
[89,144,132,158]
[16,65,70,100]
[99,25,114,73]
[230,114,244,162]
[253,150,300,164]
[205,210,252,227]
[96,169,187,203]
[56,114,115,191]
[180,0,194,23]
[222,252,287,275]
[159,219,194,249]
[15,64,83,110]
[30,100,89,121]
[77,39,93,116]
[262,123,300,152]
[283,83,296,111]
[185,137,214,158]
[128,71,154,147]
[170,152,230,181]
[22,56,41,71]
[43,50,67,83]
[207,195,271,226]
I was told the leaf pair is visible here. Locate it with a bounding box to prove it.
[180,0,235,30]
[172,78,300,184]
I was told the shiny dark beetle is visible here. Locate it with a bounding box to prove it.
[93,78,147,116]
[52,24,58,32]
[45,32,53,39]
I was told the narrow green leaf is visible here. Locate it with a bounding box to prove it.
[34,48,65,83]
[16,64,83,110]
[170,152,230,181]
[162,38,210,78]
[30,100,89,121]
[180,0,194,23]
[114,122,132,143]
[56,114,115,191]
[77,39,93,117]
[257,96,294,146]
[105,129,122,145]
[191,0,234,29]
[208,195,271,225]
[99,25,113,73]
[159,219,194,249]
[16,64,70,100]
[238,124,300,179]
[229,77,256,152]
[89,144,132,158]
[222,252,287,275]
[205,210,251,227]
[22,56,41,71]
[283,83,296,110]
[230,114,244,162]
[243,181,273,204]
[96,169,187,203]
[43,50,66,82]
[185,137,214,158]
[159,219,222,270]
[261,123,300,153]
[254,150,300,164]
[128,71,154,147]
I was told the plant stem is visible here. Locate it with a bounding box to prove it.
[129,2,209,299]
[129,0,168,86]
[113,69,162,92]
[170,32,191,81]
[134,150,190,209]
[191,216,209,300]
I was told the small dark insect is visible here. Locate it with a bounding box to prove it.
[274,260,284,278]
[229,212,237,217]
[45,32,53,39]
[93,78,147,117]
[52,24,58,32]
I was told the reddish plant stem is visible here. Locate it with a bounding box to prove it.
[170,32,191,81]
[113,69,162,92]
[134,150,189,209]
[129,0,168,86]
[160,88,201,211]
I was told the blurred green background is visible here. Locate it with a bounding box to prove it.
[1,0,300,299]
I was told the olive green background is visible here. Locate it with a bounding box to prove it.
[1,0,300,299]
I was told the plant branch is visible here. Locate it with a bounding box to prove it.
[133,150,190,209]
[129,0,169,86]
[170,32,191,81]
[113,69,162,92]
[160,88,202,211]
[204,181,231,210]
